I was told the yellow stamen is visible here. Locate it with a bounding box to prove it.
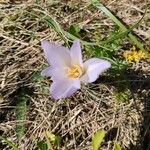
[67,64,83,78]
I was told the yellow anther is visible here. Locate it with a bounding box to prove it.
[67,64,83,78]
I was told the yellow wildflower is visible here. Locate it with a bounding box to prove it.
[123,46,147,62]
[138,50,146,58]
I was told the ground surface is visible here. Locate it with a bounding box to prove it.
[0,0,150,150]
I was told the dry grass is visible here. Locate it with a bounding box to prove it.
[0,0,150,150]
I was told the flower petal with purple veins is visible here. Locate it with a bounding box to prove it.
[41,40,71,67]
[50,79,80,100]
[41,66,67,80]
[70,39,83,66]
[41,67,52,77]
[80,58,111,83]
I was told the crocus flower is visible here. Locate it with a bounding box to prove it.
[41,39,111,100]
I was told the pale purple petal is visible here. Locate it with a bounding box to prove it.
[50,79,80,100]
[70,39,83,66]
[41,40,71,67]
[80,58,111,83]
[41,67,52,77]
[41,66,67,80]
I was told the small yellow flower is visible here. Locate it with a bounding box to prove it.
[138,50,146,58]
[123,46,147,63]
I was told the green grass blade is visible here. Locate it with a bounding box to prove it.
[92,2,144,50]
[102,10,146,45]
[64,31,97,45]
[44,16,68,45]
[0,136,20,150]
[25,9,69,45]
[42,15,99,46]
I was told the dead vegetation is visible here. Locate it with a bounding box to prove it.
[0,0,150,150]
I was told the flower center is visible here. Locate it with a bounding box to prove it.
[67,64,83,78]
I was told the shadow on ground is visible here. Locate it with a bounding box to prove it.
[112,68,150,150]
[127,69,150,150]
[96,65,150,150]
